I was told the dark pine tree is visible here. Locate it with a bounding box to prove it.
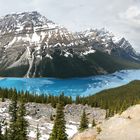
[0,123,4,140]
[36,124,40,140]
[2,94,5,102]
[50,114,54,121]
[16,96,28,140]
[4,126,8,140]
[79,109,89,131]
[8,91,18,140]
[49,103,67,140]
[92,118,96,127]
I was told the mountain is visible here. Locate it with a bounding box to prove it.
[0,11,140,78]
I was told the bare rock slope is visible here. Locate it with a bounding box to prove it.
[72,104,140,140]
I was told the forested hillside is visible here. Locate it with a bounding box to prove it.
[76,80,140,117]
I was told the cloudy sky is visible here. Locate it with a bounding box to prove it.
[0,0,140,51]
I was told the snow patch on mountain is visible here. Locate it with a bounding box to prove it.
[83,49,96,55]
[46,54,53,59]
[64,51,73,57]
[32,32,40,43]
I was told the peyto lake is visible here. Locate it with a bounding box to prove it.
[0,69,140,98]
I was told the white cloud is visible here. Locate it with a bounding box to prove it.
[116,5,140,52]
[119,6,140,26]
[0,0,139,52]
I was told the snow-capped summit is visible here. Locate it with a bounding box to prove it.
[0,11,56,34]
[82,28,139,58]
[0,11,139,78]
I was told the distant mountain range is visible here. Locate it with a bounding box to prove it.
[0,11,140,78]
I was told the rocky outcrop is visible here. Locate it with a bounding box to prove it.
[72,104,140,140]
[71,129,97,140]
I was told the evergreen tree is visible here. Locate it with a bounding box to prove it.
[0,123,4,140]
[2,95,5,102]
[75,96,80,104]
[92,118,96,127]
[16,96,28,140]
[79,109,89,131]
[4,126,8,140]
[105,109,109,119]
[49,103,67,140]
[50,114,54,121]
[36,124,40,140]
[8,92,18,140]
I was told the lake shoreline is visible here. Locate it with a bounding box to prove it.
[0,69,140,97]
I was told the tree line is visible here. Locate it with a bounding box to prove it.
[1,80,140,117]
[0,88,72,107]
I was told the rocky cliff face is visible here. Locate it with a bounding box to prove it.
[0,11,139,78]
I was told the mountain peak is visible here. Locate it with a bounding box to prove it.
[5,11,41,17]
[0,11,57,34]
[0,11,139,78]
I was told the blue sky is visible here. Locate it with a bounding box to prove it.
[0,0,140,52]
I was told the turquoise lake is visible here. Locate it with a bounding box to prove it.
[0,70,140,98]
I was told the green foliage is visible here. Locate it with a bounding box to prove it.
[79,109,89,131]
[50,114,54,121]
[1,94,5,102]
[0,88,72,108]
[49,103,68,140]
[31,53,98,78]
[76,80,140,117]
[8,93,28,140]
[0,80,140,140]
[0,123,4,140]
[36,124,40,140]
[86,51,140,73]
[16,96,28,140]
[97,127,102,134]
[4,126,8,140]
[8,92,18,140]
[92,118,96,127]
[0,80,140,120]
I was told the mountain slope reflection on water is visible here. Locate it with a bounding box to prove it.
[0,70,140,98]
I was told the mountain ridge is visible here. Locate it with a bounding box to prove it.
[0,11,140,78]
